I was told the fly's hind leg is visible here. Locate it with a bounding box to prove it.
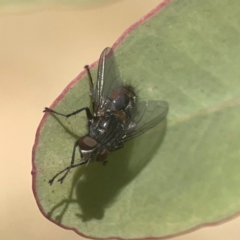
[84,65,95,111]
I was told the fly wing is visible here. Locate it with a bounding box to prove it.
[121,100,169,142]
[94,47,123,113]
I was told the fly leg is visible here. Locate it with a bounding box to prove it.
[44,107,93,128]
[84,65,95,111]
[49,140,87,185]
[48,161,87,185]
[44,66,94,121]
[44,107,92,120]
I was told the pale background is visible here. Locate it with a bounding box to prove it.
[0,0,239,239]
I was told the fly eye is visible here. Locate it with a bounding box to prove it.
[79,136,97,150]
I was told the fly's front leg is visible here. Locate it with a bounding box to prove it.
[55,140,79,184]
[49,140,87,185]
[84,65,95,111]
[48,161,88,185]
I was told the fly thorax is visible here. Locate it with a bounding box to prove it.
[91,116,111,136]
[97,99,116,116]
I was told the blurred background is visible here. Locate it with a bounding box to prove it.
[0,0,239,239]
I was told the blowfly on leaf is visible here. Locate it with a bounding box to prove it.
[44,47,168,185]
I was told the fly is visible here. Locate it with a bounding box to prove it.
[44,47,169,185]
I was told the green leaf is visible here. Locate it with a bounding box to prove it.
[32,0,240,238]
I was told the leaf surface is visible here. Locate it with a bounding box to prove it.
[32,0,240,238]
